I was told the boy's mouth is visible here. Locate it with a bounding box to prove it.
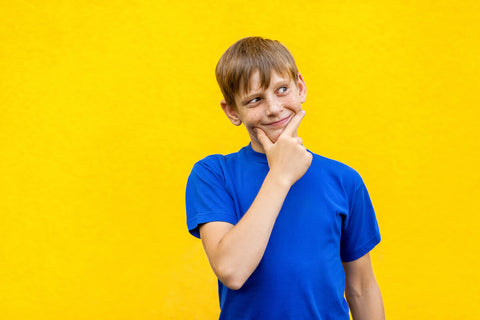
[264,115,292,127]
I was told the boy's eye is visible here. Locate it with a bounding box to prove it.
[278,87,288,93]
[248,97,261,104]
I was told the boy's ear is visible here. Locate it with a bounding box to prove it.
[221,99,242,126]
[297,74,307,104]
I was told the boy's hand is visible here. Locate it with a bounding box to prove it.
[255,110,313,187]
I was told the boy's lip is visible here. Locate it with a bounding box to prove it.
[264,115,292,127]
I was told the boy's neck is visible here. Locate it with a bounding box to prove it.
[250,140,266,154]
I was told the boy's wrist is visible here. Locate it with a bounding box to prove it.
[265,170,293,191]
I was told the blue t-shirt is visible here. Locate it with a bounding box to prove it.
[186,144,381,320]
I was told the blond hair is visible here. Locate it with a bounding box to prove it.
[215,37,299,107]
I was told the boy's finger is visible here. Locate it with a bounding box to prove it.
[255,128,273,149]
[283,110,306,137]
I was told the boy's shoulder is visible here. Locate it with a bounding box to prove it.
[192,145,260,168]
[309,152,366,187]
[192,149,240,167]
[189,148,244,181]
[190,153,226,178]
[311,152,358,172]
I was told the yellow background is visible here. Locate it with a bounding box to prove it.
[1,1,479,319]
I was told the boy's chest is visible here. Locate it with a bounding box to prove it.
[225,161,348,250]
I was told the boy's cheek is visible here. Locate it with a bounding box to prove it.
[247,126,269,143]
[249,127,263,142]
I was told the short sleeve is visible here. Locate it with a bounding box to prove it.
[185,156,238,238]
[340,175,381,262]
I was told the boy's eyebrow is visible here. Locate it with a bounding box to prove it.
[241,90,263,103]
[238,84,265,104]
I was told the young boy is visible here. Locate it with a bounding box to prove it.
[186,37,385,320]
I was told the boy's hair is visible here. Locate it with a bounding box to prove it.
[215,37,299,108]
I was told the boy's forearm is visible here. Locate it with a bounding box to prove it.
[208,171,291,289]
[346,282,385,320]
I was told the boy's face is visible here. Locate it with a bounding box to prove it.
[221,70,307,153]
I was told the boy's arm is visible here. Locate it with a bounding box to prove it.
[343,253,385,320]
[199,110,312,290]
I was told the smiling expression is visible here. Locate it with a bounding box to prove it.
[222,70,307,153]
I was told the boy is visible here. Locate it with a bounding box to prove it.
[186,37,385,319]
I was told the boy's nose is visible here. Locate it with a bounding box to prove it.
[265,97,282,116]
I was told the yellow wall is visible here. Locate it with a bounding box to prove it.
[1,1,479,319]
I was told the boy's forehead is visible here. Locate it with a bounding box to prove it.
[241,71,263,93]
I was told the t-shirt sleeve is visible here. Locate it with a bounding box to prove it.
[185,156,238,238]
[340,173,381,262]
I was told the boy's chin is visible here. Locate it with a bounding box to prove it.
[268,135,281,144]
[250,128,284,147]
[261,132,282,145]
[262,129,284,143]
[267,129,286,142]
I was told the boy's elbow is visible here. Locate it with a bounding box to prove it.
[216,265,247,290]
[222,277,245,291]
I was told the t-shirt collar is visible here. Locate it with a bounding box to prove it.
[244,143,268,164]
